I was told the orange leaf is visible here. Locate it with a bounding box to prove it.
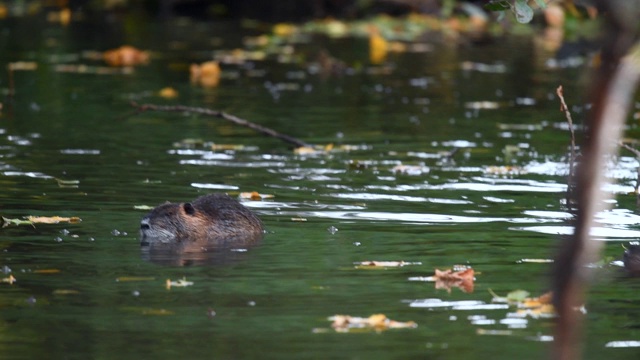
[190,61,221,87]
[103,46,149,67]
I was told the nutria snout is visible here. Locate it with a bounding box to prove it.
[140,193,263,252]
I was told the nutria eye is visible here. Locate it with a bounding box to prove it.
[183,203,196,215]
[140,223,150,230]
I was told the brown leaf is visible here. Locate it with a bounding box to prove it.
[433,268,475,293]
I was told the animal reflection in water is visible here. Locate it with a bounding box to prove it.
[139,193,264,266]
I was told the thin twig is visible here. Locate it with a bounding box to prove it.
[556,85,576,209]
[130,102,314,148]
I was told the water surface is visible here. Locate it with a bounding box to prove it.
[1,15,640,360]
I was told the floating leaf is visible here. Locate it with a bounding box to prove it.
[489,288,554,312]
[485,165,526,175]
[33,269,61,274]
[103,45,149,67]
[517,258,554,263]
[369,29,387,65]
[433,267,475,293]
[142,308,174,316]
[116,276,156,282]
[239,191,274,201]
[211,143,246,151]
[1,216,33,227]
[190,61,221,87]
[173,138,204,148]
[54,64,134,75]
[46,8,71,26]
[27,216,81,224]
[355,260,421,269]
[133,205,154,211]
[166,277,194,290]
[273,23,297,37]
[464,101,500,109]
[158,87,178,99]
[8,61,37,71]
[521,291,553,308]
[328,314,417,333]
[55,178,80,188]
[52,289,80,295]
[293,144,334,155]
[1,275,16,284]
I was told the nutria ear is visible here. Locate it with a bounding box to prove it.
[183,202,196,215]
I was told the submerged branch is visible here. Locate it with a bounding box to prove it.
[130,102,314,148]
[556,85,577,210]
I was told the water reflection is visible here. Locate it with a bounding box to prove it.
[140,245,257,266]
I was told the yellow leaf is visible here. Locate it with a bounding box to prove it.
[273,23,297,37]
[369,30,388,65]
[8,62,37,71]
[158,87,178,99]
[27,216,81,224]
[33,269,61,274]
[116,276,156,282]
[239,191,274,201]
[1,275,16,284]
[166,277,194,290]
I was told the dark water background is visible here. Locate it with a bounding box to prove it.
[1,14,640,360]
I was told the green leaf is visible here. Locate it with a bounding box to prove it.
[534,0,547,9]
[514,0,534,23]
[484,1,511,12]
[506,289,530,302]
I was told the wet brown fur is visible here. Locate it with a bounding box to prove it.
[140,194,263,251]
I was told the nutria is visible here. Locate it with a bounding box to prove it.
[140,193,263,252]
[623,243,640,275]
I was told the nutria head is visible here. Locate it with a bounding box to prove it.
[140,201,196,244]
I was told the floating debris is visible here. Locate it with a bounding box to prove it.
[103,45,149,67]
[166,277,194,290]
[190,61,221,87]
[327,314,417,333]
[354,261,421,269]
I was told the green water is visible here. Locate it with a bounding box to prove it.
[1,15,640,360]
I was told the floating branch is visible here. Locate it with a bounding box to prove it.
[130,102,313,148]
